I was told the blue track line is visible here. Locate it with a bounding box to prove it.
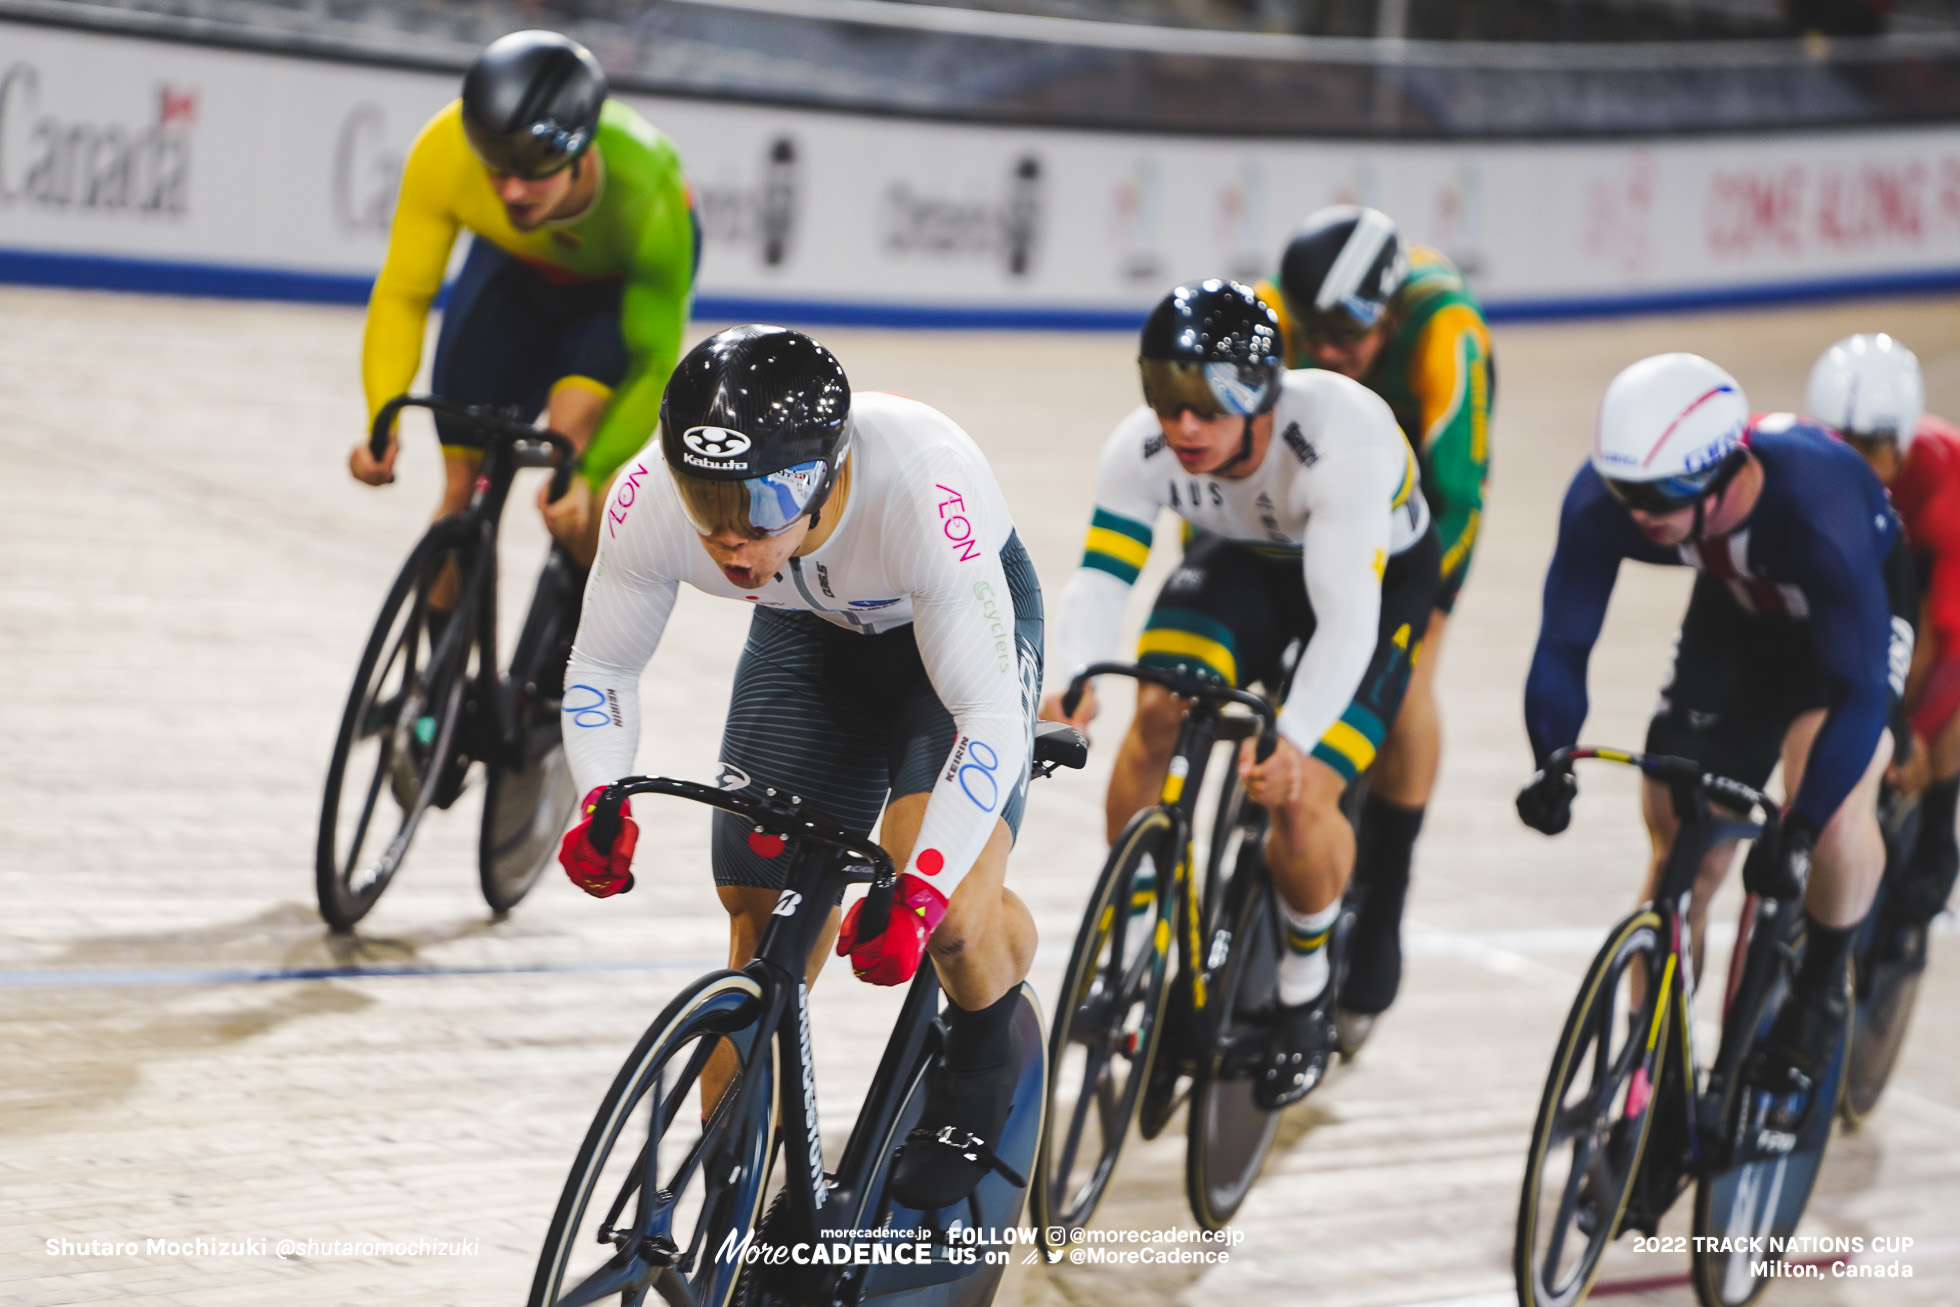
[7,245,1960,328]
[0,957,726,989]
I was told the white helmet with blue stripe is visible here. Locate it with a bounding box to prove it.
[1592,353,1751,514]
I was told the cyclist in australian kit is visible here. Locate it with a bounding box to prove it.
[557,326,1043,1212]
[1261,205,1493,1054]
[1043,281,1440,1108]
[1519,352,1915,1137]
[348,30,696,570]
[1810,333,1960,947]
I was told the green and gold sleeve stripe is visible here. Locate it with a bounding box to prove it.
[1082,508,1154,584]
[1309,701,1389,783]
[1136,607,1239,687]
[1390,441,1420,510]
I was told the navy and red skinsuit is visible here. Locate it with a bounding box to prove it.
[1524,418,1905,831]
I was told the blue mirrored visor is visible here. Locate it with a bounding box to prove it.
[671,460,828,538]
[1600,465,1721,513]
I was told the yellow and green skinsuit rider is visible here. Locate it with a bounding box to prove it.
[362,99,694,489]
[1262,246,1493,602]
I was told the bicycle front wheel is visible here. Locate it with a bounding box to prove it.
[1034,808,1177,1245]
[316,520,473,931]
[1184,861,1284,1231]
[1516,909,1671,1307]
[530,970,777,1307]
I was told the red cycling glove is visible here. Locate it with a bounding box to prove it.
[559,787,638,898]
[836,872,948,986]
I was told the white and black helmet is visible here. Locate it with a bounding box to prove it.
[1277,206,1409,342]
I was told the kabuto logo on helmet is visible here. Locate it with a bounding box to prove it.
[683,426,753,460]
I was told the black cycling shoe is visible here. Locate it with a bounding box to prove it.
[1742,974,1849,1144]
[888,1044,1024,1211]
[1253,995,1335,1110]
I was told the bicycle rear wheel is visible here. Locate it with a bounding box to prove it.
[1034,809,1177,1244]
[316,520,474,931]
[480,547,583,914]
[1515,909,1671,1307]
[1184,861,1284,1230]
[1691,956,1849,1307]
[1840,938,1925,1128]
[531,970,776,1307]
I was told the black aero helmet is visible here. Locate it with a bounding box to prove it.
[1138,279,1283,421]
[461,31,607,180]
[1277,205,1408,343]
[660,326,852,538]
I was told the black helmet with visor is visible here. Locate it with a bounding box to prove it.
[461,31,607,181]
[1139,280,1282,472]
[1138,279,1282,419]
[660,326,852,539]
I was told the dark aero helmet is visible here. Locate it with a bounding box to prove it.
[1138,280,1282,473]
[461,31,607,180]
[1277,205,1408,342]
[1138,279,1282,420]
[660,326,853,538]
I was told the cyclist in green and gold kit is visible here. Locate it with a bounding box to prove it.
[1261,205,1494,1054]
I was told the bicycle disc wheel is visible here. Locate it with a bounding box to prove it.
[316,521,473,931]
[481,543,584,913]
[1691,963,1850,1307]
[1184,865,1284,1230]
[1515,909,1671,1307]
[1840,940,1925,1128]
[1035,809,1176,1244]
[531,970,776,1307]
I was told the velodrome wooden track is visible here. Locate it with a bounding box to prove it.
[2,287,1955,1306]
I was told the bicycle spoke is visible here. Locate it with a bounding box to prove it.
[345,746,392,874]
[1094,1059,1124,1141]
[1550,1090,1602,1145]
[1053,1043,1111,1194]
[555,1245,655,1307]
[1543,1129,1598,1279]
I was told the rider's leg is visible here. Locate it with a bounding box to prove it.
[428,449,483,614]
[1104,684,1185,844]
[537,377,610,568]
[876,799,1033,1008]
[1265,753,1359,999]
[1902,695,1960,921]
[880,802,1036,1209]
[1249,750,1355,1107]
[1752,713,1889,1109]
[1341,607,1447,1021]
[1780,708,1888,929]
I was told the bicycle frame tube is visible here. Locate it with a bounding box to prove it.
[1164,705,1224,1011]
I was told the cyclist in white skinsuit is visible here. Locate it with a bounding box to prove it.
[1044,281,1438,1107]
[558,325,1042,1211]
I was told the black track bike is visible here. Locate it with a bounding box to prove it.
[316,395,582,931]
[529,721,1088,1307]
[1515,748,1852,1307]
[1034,662,1316,1243]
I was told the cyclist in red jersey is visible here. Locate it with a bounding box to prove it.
[1810,333,1959,934]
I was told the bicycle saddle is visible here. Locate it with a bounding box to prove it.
[1033,720,1089,771]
